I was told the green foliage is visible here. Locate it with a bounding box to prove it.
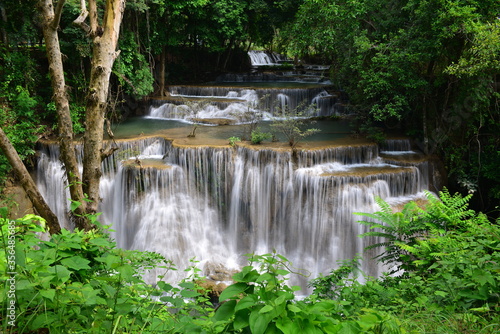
[309,257,361,300]
[250,128,272,144]
[46,102,86,135]
[114,32,154,98]
[0,212,174,333]
[0,85,45,189]
[310,190,500,332]
[228,136,241,146]
[208,252,406,334]
[352,190,500,317]
[356,189,475,273]
[271,104,320,149]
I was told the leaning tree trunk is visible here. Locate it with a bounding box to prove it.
[81,0,125,215]
[0,128,61,234]
[39,0,91,230]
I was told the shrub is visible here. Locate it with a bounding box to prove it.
[228,136,241,146]
[250,128,272,144]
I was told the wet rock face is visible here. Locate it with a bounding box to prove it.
[197,262,239,305]
[203,262,238,282]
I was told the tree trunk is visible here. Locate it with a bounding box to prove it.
[159,46,166,96]
[81,0,125,215]
[0,5,8,48]
[0,128,61,234]
[39,0,90,230]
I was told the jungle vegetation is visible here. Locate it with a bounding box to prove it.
[1,190,499,333]
[0,0,499,332]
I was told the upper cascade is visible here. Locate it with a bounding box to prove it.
[148,85,338,122]
[248,50,289,66]
[147,51,340,124]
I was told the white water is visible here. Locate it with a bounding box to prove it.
[37,137,430,290]
[248,50,287,65]
[149,86,337,122]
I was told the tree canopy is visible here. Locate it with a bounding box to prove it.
[283,0,500,210]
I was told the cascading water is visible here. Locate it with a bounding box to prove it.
[248,50,287,66]
[149,85,338,122]
[36,64,433,291]
[37,135,431,290]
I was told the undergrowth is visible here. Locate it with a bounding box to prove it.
[1,189,499,333]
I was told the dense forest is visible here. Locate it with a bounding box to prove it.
[1,0,499,333]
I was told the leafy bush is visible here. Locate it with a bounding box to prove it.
[0,86,45,189]
[228,136,241,146]
[0,211,174,333]
[3,188,499,333]
[251,128,272,144]
[316,189,500,330]
[46,101,86,135]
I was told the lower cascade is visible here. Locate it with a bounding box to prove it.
[37,137,431,290]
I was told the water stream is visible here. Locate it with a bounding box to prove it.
[36,52,434,290]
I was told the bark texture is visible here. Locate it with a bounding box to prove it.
[0,128,61,234]
[39,0,90,230]
[81,0,125,215]
[35,0,125,229]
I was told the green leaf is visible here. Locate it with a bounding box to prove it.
[235,294,258,311]
[157,281,174,292]
[116,264,135,281]
[48,265,72,283]
[250,308,271,334]
[434,290,447,297]
[233,309,250,330]
[95,254,121,269]
[219,282,248,301]
[180,289,200,298]
[259,304,274,314]
[40,289,56,301]
[473,269,495,286]
[276,269,290,276]
[256,272,274,283]
[287,304,301,313]
[276,317,295,334]
[70,200,82,212]
[275,292,293,306]
[61,256,91,271]
[214,299,237,321]
[89,237,113,248]
[334,321,362,333]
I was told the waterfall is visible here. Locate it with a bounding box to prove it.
[149,86,337,122]
[36,144,72,229]
[248,50,287,66]
[37,136,430,290]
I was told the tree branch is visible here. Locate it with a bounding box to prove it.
[89,0,98,35]
[101,144,119,160]
[51,0,67,30]
[73,0,90,33]
[0,127,61,234]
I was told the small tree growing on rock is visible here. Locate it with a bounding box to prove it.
[271,101,320,149]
